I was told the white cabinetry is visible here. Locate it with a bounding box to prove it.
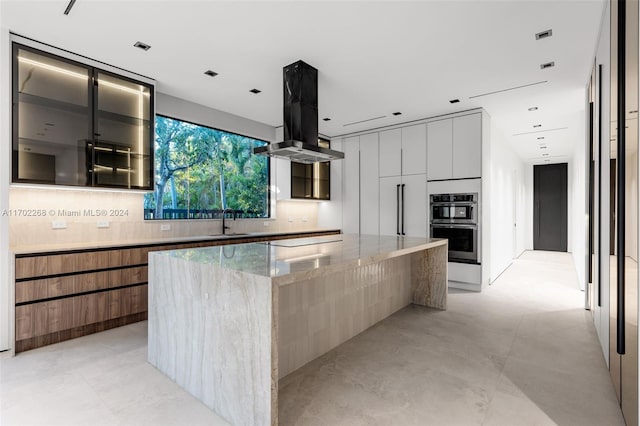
[359,133,379,235]
[378,124,427,237]
[379,176,402,235]
[427,112,481,180]
[401,124,427,175]
[452,113,482,179]
[342,134,379,234]
[427,119,453,181]
[378,125,426,177]
[342,136,360,234]
[379,174,427,237]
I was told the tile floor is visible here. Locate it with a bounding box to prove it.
[0,250,625,425]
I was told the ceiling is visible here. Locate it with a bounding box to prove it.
[1,0,606,163]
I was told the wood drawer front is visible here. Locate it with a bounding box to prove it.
[15,266,148,303]
[15,285,148,341]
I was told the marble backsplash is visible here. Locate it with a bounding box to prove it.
[8,187,323,248]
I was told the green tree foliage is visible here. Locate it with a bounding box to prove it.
[144,116,269,219]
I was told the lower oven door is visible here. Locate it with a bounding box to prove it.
[430,224,478,264]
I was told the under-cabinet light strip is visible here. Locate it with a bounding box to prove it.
[18,57,149,96]
[18,56,87,79]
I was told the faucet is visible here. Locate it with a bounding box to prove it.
[222,208,236,235]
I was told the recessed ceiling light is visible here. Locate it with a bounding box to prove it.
[204,70,218,77]
[249,88,261,94]
[528,107,538,111]
[392,112,402,116]
[533,124,542,128]
[540,146,547,149]
[542,153,549,156]
[134,41,151,51]
[545,159,551,163]
[323,118,331,121]
[535,29,553,40]
[449,99,460,104]
[63,0,76,15]
[537,136,545,140]
[540,61,555,70]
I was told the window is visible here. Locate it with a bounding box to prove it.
[144,115,270,219]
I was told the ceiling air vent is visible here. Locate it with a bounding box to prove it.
[540,61,555,70]
[134,41,151,51]
[535,29,553,40]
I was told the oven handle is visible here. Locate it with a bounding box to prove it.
[431,224,477,229]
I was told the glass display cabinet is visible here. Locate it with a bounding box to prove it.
[12,43,154,189]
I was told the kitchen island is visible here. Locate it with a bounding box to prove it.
[148,234,447,426]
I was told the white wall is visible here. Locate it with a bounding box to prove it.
[487,122,526,283]
[1,28,11,351]
[571,113,587,291]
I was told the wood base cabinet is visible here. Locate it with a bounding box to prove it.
[13,230,339,353]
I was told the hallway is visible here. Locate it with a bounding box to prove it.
[0,251,625,425]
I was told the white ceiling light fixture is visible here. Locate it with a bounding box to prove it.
[535,29,553,40]
[134,41,151,51]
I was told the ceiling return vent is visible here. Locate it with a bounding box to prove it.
[252,60,344,164]
[535,29,553,40]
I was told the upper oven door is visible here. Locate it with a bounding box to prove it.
[431,203,476,223]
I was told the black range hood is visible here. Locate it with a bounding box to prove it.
[253,60,344,164]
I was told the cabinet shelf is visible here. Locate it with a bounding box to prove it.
[18,92,89,116]
[98,109,150,127]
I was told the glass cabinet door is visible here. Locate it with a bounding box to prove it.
[14,45,91,185]
[94,72,152,188]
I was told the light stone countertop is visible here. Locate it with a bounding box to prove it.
[10,229,340,255]
[151,233,447,285]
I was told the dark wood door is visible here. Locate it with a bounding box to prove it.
[533,163,568,252]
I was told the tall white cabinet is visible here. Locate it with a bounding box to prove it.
[341,133,379,234]
[378,125,428,237]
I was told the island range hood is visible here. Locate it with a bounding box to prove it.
[253,60,344,164]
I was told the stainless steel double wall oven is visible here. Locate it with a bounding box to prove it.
[430,193,478,263]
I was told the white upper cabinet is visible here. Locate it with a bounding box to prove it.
[427,119,453,180]
[379,125,427,177]
[452,113,482,179]
[401,124,427,175]
[427,112,481,180]
[378,129,402,177]
[359,132,380,235]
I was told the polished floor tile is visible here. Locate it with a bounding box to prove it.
[279,250,625,425]
[0,250,625,425]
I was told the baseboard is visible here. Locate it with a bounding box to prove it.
[448,281,481,292]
